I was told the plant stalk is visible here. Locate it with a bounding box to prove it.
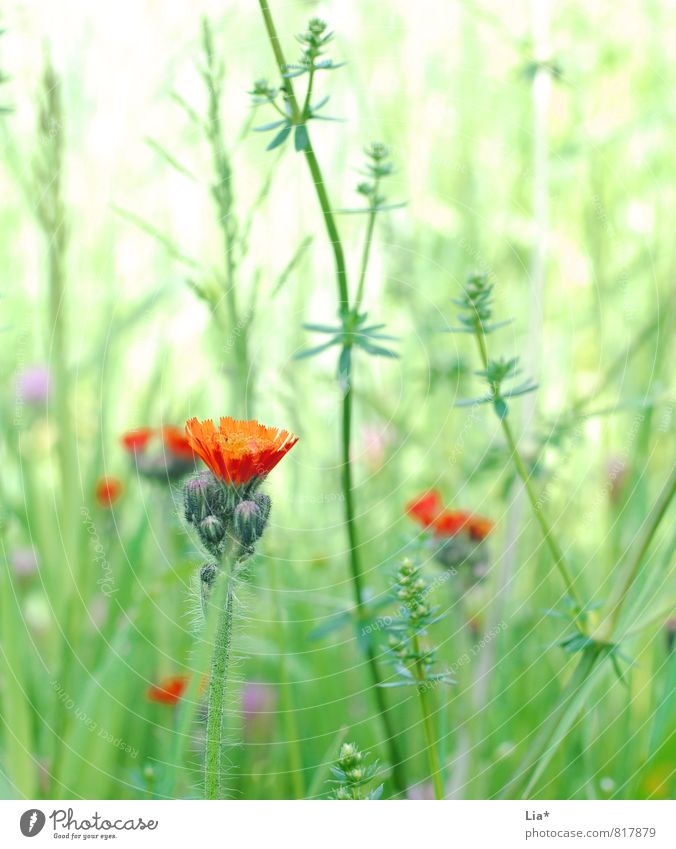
[474,330,584,611]
[257,0,406,795]
[412,634,444,800]
[204,569,234,799]
[202,18,250,414]
[270,561,305,799]
[594,465,676,643]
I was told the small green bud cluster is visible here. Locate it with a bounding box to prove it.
[296,18,333,70]
[357,142,393,210]
[250,78,278,105]
[184,470,271,559]
[456,272,494,332]
[330,742,382,800]
[385,558,455,689]
[395,558,434,630]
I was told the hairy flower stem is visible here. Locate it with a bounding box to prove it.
[204,568,234,799]
[412,634,444,800]
[257,0,406,795]
[473,330,584,613]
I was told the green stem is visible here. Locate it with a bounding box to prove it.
[202,18,250,413]
[412,634,444,800]
[257,0,349,315]
[204,570,234,799]
[474,330,584,612]
[36,61,80,782]
[270,561,305,799]
[257,0,406,796]
[342,378,407,794]
[354,193,379,314]
[594,466,676,642]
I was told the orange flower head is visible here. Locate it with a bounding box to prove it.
[121,428,154,454]
[467,516,494,541]
[185,417,298,488]
[162,425,197,462]
[406,490,443,528]
[146,675,188,706]
[95,476,123,507]
[433,509,470,537]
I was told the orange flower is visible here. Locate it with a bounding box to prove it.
[162,425,197,462]
[433,509,470,537]
[406,490,443,528]
[95,476,123,507]
[467,516,494,541]
[121,428,154,453]
[185,417,298,487]
[146,675,188,706]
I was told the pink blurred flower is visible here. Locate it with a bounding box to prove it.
[407,781,436,799]
[360,424,395,471]
[10,547,38,578]
[241,681,277,735]
[16,365,51,405]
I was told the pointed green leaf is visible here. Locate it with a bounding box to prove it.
[293,337,341,359]
[266,124,292,151]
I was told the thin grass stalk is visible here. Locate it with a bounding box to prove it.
[256,0,406,795]
[473,330,584,611]
[201,19,251,415]
[34,59,82,783]
[594,466,676,643]
[411,634,444,800]
[478,0,553,700]
[269,560,305,798]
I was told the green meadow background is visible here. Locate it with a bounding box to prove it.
[0,0,674,800]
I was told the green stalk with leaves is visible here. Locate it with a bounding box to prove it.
[385,558,454,799]
[330,742,383,800]
[254,2,406,794]
[451,272,676,796]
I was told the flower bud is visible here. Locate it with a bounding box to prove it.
[200,562,218,615]
[199,515,225,548]
[253,491,271,525]
[233,499,268,548]
[200,561,218,587]
[184,471,222,525]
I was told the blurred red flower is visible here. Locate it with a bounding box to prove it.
[433,509,470,536]
[121,428,154,453]
[406,491,494,540]
[406,490,443,527]
[467,516,494,541]
[162,425,197,461]
[95,476,123,507]
[146,675,188,706]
